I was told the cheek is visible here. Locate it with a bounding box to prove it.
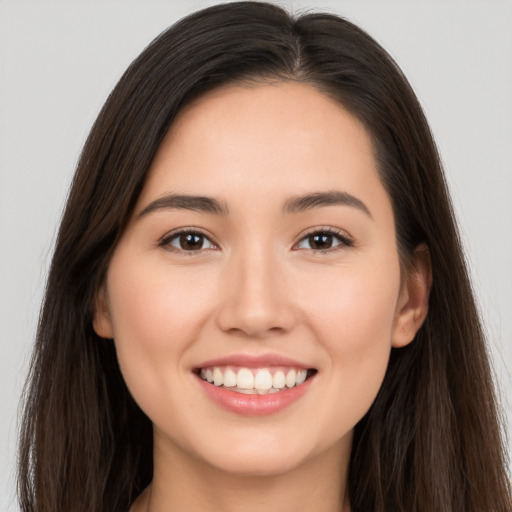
[105,255,217,408]
[300,256,400,344]
[297,257,401,425]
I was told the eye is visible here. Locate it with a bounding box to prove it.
[295,229,352,251]
[160,230,217,252]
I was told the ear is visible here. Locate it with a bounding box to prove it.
[392,244,432,348]
[92,283,114,339]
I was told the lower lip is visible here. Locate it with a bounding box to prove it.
[195,373,314,416]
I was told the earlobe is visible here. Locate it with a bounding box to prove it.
[92,284,114,339]
[392,244,432,348]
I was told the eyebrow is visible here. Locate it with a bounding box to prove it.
[284,190,372,218]
[137,190,371,219]
[137,194,229,218]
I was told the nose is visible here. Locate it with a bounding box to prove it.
[215,246,297,338]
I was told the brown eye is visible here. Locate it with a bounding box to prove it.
[296,230,352,251]
[163,231,216,251]
[308,233,335,250]
[179,233,204,250]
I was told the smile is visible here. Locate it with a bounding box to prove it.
[198,366,314,394]
[194,356,317,416]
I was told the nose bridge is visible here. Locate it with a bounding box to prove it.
[216,237,296,337]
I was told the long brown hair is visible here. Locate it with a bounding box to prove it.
[18,2,511,511]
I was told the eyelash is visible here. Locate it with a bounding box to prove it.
[293,227,353,252]
[158,227,353,254]
[158,228,217,254]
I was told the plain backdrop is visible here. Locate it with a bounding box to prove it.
[1,1,511,509]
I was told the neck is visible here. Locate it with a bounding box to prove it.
[132,434,352,512]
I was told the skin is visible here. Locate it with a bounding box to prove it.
[94,82,430,512]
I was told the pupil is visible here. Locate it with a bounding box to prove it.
[180,233,203,250]
[310,234,332,249]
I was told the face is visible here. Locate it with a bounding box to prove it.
[94,82,427,478]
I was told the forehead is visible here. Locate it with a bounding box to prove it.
[137,81,385,212]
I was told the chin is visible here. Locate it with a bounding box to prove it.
[203,448,311,477]
[184,425,346,478]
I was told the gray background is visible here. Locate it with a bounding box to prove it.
[1,1,511,509]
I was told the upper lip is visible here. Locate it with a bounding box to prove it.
[195,353,312,370]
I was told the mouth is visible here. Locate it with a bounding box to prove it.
[193,354,318,415]
[195,365,318,395]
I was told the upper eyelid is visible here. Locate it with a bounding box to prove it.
[159,227,219,248]
[295,226,352,241]
[160,226,214,240]
[292,227,354,251]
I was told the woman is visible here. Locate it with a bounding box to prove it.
[17,2,511,511]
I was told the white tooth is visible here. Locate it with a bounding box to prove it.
[237,368,254,389]
[273,371,286,389]
[257,388,269,395]
[268,388,281,394]
[254,369,273,390]
[223,369,237,387]
[213,367,223,386]
[285,369,296,388]
[206,369,214,383]
[296,369,307,385]
[200,368,207,380]
[235,388,255,394]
